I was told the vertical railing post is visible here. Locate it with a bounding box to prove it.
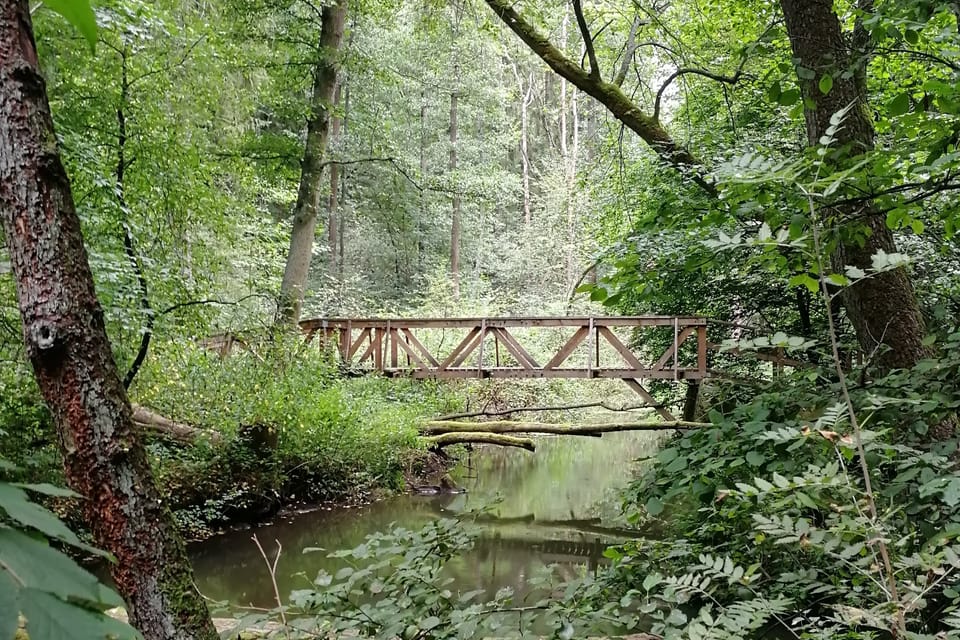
[673,317,680,381]
[477,319,486,378]
[698,321,708,377]
[587,317,594,378]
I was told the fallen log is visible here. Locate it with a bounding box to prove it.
[421,419,710,437]
[423,432,536,452]
[131,405,223,445]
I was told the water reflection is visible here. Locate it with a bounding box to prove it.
[190,431,663,610]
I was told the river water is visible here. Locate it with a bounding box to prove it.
[189,430,663,610]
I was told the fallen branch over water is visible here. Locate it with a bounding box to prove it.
[421,419,709,437]
[436,400,658,421]
[423,432,536,451]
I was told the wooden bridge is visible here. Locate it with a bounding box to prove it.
[298,316,708,380]
[295,316,707,421]
[205,315,806,422]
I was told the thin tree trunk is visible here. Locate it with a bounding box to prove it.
[449,63,461,300]
[566,51,580,290]
[328,83,342,277]
[780,0,930,374]
[511,63,533,225]
[278,0,348,323]
[419,88,428,267]
[0,4,218,638]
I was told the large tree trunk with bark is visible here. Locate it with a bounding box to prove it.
[0,3,218,639]
[279,0,348,323]
[779,0,930,372]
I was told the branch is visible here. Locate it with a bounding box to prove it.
[483,0,715,195]
[436,400,658,421]
[653,61,748,122]
[572,0,600,79]
[612,14,643,87]
[423,432,536,451]
[422,420,709,436]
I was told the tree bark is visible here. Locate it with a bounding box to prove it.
[279,0,348,323]
[424,432,536,451]
[449,63,461,300]
[0,3,218,638]
[779,0,930,372]
[328,82,342,277]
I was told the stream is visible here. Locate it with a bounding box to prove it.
[189,430,663,611]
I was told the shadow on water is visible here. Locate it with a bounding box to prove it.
[189,431,663,610]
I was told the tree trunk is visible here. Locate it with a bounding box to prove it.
[780,0,930,372]
[278,0,348,323]
[419,88,428,266]
[449,63,461,300]
[328,83,342,277]
[511,63,533,225]
[0,4,218,639]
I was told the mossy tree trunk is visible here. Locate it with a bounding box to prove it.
[780,0,931,374]
[0,3,218,638]
[279,0,348,323]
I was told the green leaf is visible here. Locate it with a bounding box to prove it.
[745,451,765,467]
[664,455,687,473]
[766,82,782,102]
[645,496,665,516]
[778,89,800,107]
[904,29,919,45]
[0,528,120,606]
[788,273,819,293]
[420,616,441,630]
[12,483,78,498]
[642,572,662,591]
[888,92,911,117]
[0,484,82,549]
[41,0,99,51]
[21,589,139,640]
[0,570,19,640]
[818,74,833,95]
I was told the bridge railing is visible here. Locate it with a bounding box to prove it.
[298,316,708,381]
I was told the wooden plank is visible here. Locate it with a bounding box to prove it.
[390,328,399,368]
[438,327,481,370]
[450,330,485,368]
[492,327,541,369]
[597,326,647,371]
[651,326,696,370]
[373,328,384,370]
[300,316,709,330]
[399,368,706,380]
[543,327,588,370]
[347,328,372,359]
[391,333,430,370]
[698,325,708,376]
[623,379,676,422]
[400,328,440,367]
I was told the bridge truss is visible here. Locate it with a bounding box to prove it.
[298,316,708,421]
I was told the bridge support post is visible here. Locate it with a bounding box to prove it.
[682,381,701,422]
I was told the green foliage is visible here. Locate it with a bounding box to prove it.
[600,336,960,637]
[0,460,139,640]
[129,336,459,535]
